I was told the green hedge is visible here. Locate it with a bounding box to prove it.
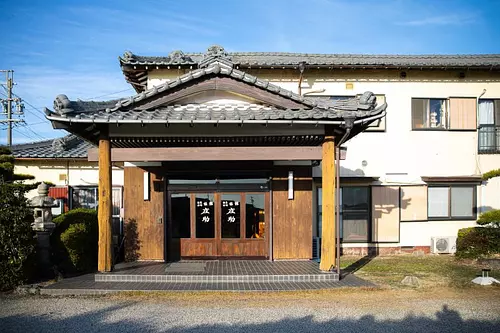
[51,209,98,274]
[456,227,500,259]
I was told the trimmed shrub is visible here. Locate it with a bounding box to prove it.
[0,184,35,291]
[477,209,500,228]
[456,227,500,259]
[60,222,98,272]
[51,209,98,274]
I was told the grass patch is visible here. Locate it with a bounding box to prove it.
[341,255,500,289]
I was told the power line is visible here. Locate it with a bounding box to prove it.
[85,88,134,100]
[13,127,36,141]
[18,124,45,141]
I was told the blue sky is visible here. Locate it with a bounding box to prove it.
[1,0,499,143]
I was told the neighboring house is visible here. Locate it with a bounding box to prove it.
[11,135,125,247]
[16,46,500,269]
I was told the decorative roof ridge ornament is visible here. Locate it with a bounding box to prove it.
[51,134,80,153]
[199,45,234,69]
[53,94,73,114]
[168,50,193,64]
[311,91,382,112]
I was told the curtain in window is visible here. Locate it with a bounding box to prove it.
[478,100,495,151]
[479,100,495,125]
[449,98,476,130]
[412,99,429,128]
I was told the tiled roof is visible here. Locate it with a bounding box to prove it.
[49,59,385,122]
[120,45,500,69]
[60,60,314,115]
[11,135,92,159]
[48,101,385,124]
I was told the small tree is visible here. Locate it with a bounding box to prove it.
[0,147,36,290]
[477,210,500,228]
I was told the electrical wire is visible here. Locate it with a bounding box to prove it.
[85,88,134,100]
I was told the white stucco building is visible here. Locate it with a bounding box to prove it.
[12,46,500,256]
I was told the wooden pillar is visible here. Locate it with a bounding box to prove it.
[320,128,336,271]
[98,130,112,272]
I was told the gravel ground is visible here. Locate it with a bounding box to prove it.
[1,289,500,333]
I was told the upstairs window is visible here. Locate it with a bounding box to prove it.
[412,97,476,131]
[478,99,500,153]
[412,98,447,129]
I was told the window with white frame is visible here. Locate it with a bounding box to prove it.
[427,185,475,219]
[478,99,500,153]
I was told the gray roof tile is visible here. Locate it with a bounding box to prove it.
[120,45,500,68]
[11,135,92,159]
[47,99,386,124]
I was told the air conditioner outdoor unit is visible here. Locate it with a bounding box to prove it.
[312,237,321,259]
[431,236,457,254]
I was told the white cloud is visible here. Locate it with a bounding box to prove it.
[396,14,478,26]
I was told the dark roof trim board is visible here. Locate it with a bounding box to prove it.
[421,176,482,183]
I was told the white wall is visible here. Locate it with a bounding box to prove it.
[148,68,500,187]
[399,220,476,247]
[146,67,500,247]
[14,160,124,198]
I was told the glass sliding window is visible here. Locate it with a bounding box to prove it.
[428,186,475,219]
[428,187,449,218]
[71,187,98,209]
[221,194,241,238]
[171,193,191,238]
[342,187,370,242]
[451,187,474,218]
[478,99,499,153]
[412,98,447,129]
[245,193,265,238]
[195,193,215,238]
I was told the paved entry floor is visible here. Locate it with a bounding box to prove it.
[40,261,374,295]
[112,260,331,275]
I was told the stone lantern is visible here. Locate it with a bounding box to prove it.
[29,182,58,276]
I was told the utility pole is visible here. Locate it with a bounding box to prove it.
[1,70,24,147]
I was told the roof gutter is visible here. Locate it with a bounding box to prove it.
[46,111,385,126]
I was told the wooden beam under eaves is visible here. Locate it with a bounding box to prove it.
[88,146,324,162]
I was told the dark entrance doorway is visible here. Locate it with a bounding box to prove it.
[167,179,269,260]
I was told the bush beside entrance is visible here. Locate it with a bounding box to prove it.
[51,208,98,274]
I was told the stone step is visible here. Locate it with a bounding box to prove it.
[94,273,339,283]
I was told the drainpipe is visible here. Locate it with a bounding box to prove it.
[298,62,306,96]
[336,116,355,277]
